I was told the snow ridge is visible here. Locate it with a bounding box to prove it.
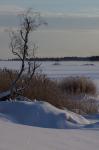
[0,100,90,129]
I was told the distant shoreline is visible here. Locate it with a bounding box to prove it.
[1,56,99,61]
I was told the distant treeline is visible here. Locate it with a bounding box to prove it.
[2,56,99,61]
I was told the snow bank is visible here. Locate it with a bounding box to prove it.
[0,100,99,150]
[0,100,90,129]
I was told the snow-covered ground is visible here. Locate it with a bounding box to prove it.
[0,61,99,149]
[0,61,99,80]
[0,119,99,150]
[0,100,99,150]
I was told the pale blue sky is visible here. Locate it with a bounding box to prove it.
[1,0,99,12]
[0,0,99,58]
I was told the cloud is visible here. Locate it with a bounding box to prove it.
[41,9,99,18]
[78,7,99,17]
[0,5,24,15]
[0,4,99,18]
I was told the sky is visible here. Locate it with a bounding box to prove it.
[1,0,99,58]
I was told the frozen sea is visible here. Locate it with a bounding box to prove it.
[0,61,99,80]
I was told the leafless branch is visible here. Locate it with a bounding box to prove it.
[8,9,46,99]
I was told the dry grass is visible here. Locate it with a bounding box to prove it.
[62,98,98,114]
[0,69,64,108]
[23,74,65,108]
[0,69,98,114]
[0,69,13,91]
[59,76,97,96]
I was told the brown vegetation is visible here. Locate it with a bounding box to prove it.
[59,76,97,96]
[0,69,98,114]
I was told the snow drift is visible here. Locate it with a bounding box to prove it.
[0,100,90,129]
[0,100,99,150]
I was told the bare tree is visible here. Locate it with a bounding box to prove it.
[9,9,46,99]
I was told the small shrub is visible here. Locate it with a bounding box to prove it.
[23,74,65,108]
[63,98,98,114]
[59,76,97,96]
[0,69,22,92]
